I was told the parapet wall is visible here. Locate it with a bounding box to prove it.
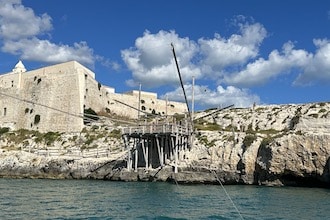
[0,61,86,132]
[84,77,187,119]
[0,61,187,132]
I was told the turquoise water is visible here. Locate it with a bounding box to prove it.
[0,178,329,220]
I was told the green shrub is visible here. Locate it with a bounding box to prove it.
[258,129,280,135]
[197,135,216,148]
[0,127,10,135]
[109,129,122,139]
[319,109,326,113]
[35,132,61,145]
[308,113,318,118]
[195,122,220,131]
[243,134,257,148]
[85,135,96,145]
[260,137,273,148]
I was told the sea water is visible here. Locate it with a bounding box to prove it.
[0,178,329,220]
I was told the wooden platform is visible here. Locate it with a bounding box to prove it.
[122,122,192,173]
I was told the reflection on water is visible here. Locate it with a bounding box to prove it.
[0,178,329,219]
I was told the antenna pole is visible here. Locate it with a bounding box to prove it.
[138,83,141,121]
[192,76,195,121]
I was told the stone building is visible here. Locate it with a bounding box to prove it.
[0,61,187,133]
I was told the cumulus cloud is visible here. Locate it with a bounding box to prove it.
[198,21,267,73]
[2,38,95,66]
[294,38,330,85]
[0,0,52,40]
[122,19,268,88]
[121,19,267,109]
[121,30,201,87]
[0,0,95,66]
[223,42,312,87]
[163,84,259,109]
[125,26,330,108]
[223,39,330,87]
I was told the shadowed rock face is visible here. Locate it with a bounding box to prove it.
[253,143,273,185]
[0,102,330,188]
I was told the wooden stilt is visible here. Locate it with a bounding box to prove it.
[141,139,147,168]
[134,138,139,171]
[146,138,149,169]
[161,136,164,166]
[156,135,163,167]
[122,121,191,173]
[175,131,179,173]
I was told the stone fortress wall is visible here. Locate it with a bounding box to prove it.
[0,61,187,133]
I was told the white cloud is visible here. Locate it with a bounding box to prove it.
[163,84,259,109]
[223,42,312,87]
[0,0,96,67]
[121,20,267,108]
[122,19,267,88]
[294,38,330,85]
[198,21,267,72]
[121,30,201,87]
[0,0,52,40]
[98,56,121,72]
[2,38,94,65]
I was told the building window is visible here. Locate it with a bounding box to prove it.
[3,108,7,116]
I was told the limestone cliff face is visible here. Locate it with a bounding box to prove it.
[0,102,329,187]
[184,102,330,187]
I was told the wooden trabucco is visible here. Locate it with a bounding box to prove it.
[122,122,192,173]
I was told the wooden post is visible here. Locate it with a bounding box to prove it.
[127,145,131,171]
[174,128,179,173]
[164,134,169,162]
[170,135,175,160]
[156,135,165,167]
[141,139,148,169]
[156,136,162,167]
[149,137,154,169]
[134,139,139,171]
[160,136,165,166]
[146,138,149,169]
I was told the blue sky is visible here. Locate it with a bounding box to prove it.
[0,0,330,110]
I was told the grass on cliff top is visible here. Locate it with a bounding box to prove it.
[194,119,221,131]
[0,129,62,146]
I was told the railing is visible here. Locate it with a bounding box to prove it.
[122,123,192,135]
[21,146,120,159]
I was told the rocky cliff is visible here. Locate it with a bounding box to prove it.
[0,102,329,187]
[186,102,330,187]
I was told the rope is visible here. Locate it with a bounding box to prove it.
[0,91,133,128]
[211,170,244,220]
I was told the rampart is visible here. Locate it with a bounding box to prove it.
[0,61,187,133]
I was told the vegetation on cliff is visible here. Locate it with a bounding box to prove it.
[0,102,330,187]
